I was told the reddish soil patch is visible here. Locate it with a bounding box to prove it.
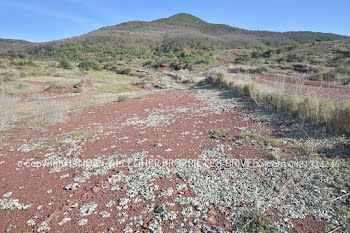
[23,80,43,86]
[43,87,76,96]
[289,215,329,233]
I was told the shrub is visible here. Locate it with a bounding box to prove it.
[281,94,302,114]
[9,59,38,67]
[58,58,73,70]
[78,59,102,71]
[236,210,276,233]
[298,95,319,123]
[112,67,131,75]
[43,81,64,91]
[26,60,38,67]
[318,100,335,124]
[333,100,350,133]
[236,56,246,64]
[116,95,130,102]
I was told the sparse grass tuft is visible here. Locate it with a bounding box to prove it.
[293,143,312,154]
[206,128,231,140]
[94,83,139,94]
[237,210,276,233]
[269,152,290,160]
[74,131,84,137]
[239,132,279,147]
[43,81,65,91]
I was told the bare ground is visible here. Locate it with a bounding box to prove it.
[0,85,349,232]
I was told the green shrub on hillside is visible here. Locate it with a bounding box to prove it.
[78,59,102,71]
[58,58,73,70]
[10,59,38,67]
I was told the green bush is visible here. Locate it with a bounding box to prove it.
[78,59,102,71]
[58,58,73,70]
[236,210,276,233]
[9,59,38,67]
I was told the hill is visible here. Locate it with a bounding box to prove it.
[1,13,348,60]
[0,38,31,54]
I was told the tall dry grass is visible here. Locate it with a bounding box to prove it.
[202,72,350,134]
[0,94,70,131]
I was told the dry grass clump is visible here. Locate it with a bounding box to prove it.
[26,100,70,128]
[203,72,350,134]
[0,94,20,131]
[0,93,71,131]
[116,95,130,102]
[238,132,279,147]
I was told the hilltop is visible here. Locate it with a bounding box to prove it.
[1,13,348,59]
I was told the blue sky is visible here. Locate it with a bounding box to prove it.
[0,0,349,42]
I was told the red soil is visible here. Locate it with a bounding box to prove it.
[0,89,332,232]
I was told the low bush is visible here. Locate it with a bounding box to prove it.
[236,210,276,233]
[10,59,38,67]
[116,95,130,102]
[78,59,102,71]
[58,58,73,70]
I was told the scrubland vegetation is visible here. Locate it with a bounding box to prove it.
[0,62,142,131]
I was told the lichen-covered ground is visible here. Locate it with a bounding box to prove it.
[0,86,349,232]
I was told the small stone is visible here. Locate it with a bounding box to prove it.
[119,198,129,206]
[2,192,12,198]
[80,202,98,217]
[79,219,88,226]
[58,217,71,225]
[207,216,217,224]
[26,219,36,226]
[154,206,164,213]
[154,143,163,148]
[100,211,110,218]
[208,209,218,216]
[92,186,101,193]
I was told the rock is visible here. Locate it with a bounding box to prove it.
[208,209,218,216]
[92,186,101,193]
[207,216,217,224]
[80,202,98,217]
[154,206,164,213]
